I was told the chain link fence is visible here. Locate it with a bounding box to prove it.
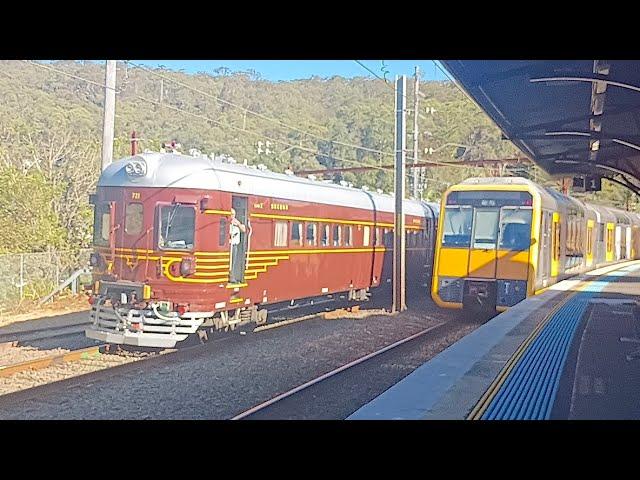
[0,248,92,314]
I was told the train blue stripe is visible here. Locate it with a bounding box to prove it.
[482,266,640,420]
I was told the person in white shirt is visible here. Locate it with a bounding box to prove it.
[229,208,247,283]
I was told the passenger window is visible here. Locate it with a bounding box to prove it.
[291,221,303,246]
[321,224,330,246]
[375,227,381,246]
[383,228,393,247]
[363,226,370,247]
[345,226,352,247]
[125,202,143,235]
[306,223,317,246]
[333,225,342,246]
[274,221,288,247]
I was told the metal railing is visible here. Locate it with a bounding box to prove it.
[0,248,92,313]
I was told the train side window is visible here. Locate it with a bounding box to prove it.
[125,202,143,235]
[321,224,330,246]
[345,225,352,247]
[291,221,303,247]
[274,221,288,247]
[219,218,227,246]
[383,228,393,247]
[333,225,342,246]
[306,222,317,246]
[375,227,381,246]
[412,230,420,247]
[363,226,370,247]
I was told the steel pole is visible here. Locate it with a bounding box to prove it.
[393,75,407,313]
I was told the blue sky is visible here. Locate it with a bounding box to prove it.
[129,60,450,82]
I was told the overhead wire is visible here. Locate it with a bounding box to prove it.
[126,60,393,157]
[24,60,392,173]
[128,93,392,173]
[126,63,478,172]
[22,60,118,91]
[23,59,480,185]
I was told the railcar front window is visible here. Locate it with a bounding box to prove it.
[125,202,143,235]
[442,206,472,247]
[473,209,500,249]
[93,203,111,247]
[158,205,195,250]
[498,208,532,251]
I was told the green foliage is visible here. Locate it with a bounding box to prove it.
[0,166,66,253]
[0,60,636,254]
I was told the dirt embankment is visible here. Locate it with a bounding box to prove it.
[0,294,90,328]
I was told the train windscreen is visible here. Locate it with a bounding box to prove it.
[442,191,533,250]
[158,205,195,250]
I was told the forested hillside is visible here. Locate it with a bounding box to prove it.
[0,60,634,254]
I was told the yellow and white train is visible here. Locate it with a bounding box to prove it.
[431,177,640,313]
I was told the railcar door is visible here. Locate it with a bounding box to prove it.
[606,223,615,262]
[539,211,551,284]
[229,196,249,284]
[551,212,560,278]
[586,219,594,268]
[467,208,499,278]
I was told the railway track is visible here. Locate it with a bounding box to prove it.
[0,341,159,396]
[0,290,440,401]
[231,319,467,420]
[0,298,378,396]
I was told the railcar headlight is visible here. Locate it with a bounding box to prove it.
[124,160,147,177]
[180,257,196,276]
[89,253,104,269]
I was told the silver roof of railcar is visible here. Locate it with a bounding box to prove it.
[98,153,438,218]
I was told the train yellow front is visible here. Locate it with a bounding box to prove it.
[432,177,640,312]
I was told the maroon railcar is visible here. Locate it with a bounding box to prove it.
[86,153,439,347]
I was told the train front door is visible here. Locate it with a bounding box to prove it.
[467,208,499,278]
[230,196,249,284]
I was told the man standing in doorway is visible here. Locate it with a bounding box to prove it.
[229,208,247,283]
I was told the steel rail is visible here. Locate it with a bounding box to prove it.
[231,321,447,420]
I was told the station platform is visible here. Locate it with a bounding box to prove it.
[349,260,640,420]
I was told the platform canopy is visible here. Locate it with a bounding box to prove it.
[440,60,640,194]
